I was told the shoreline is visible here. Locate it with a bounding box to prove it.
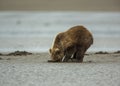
[0,50,120,56]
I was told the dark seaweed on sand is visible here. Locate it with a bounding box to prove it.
[114,50,120,54]
[95,51,109,54]
[7,51,32,56]
[0,53,3,56]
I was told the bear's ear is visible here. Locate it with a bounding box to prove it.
[49,48,52,53]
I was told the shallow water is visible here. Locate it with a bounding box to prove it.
[0,11,120,52]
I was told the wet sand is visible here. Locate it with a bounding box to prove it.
[0,52,120,86]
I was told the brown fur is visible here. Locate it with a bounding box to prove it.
[49,25,93,62]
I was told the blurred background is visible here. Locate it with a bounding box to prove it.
[0,0,120,53]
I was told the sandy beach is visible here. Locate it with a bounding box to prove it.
[0,52,120,86]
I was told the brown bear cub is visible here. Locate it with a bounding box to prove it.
[48,25,93,62]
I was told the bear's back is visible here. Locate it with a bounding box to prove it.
[63,25,93,46]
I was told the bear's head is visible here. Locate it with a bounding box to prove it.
[49,48,64,61]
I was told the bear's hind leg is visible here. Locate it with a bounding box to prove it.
[75,48,85,62]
